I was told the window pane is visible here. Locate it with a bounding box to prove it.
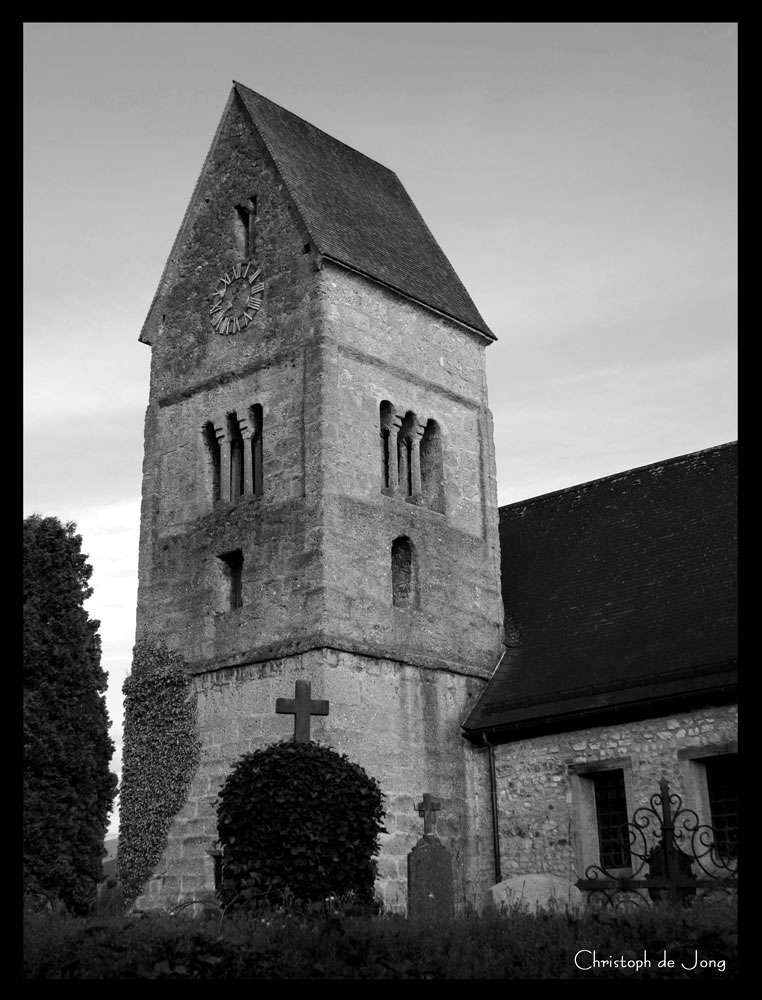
[593,770,631,869]
[705,755,738,860]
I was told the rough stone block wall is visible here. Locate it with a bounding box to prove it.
[314,265,503,675]
[322,266,493,535]
[133,649,495,914]
[492,704,738,884]
[137,92,325,652]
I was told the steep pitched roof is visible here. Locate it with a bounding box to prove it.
[141,83,494,342]
[233,84,493,338]
[463,442,738,741]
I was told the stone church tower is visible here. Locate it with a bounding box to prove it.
[131,82,504,911]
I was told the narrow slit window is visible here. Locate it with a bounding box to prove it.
[249,403,263,496]
[420,419,444,512]
[228,414,245,500]
[398,412,417,498]
[236,196,257,257]
[204,422,221,502]
[392,536,416,608]
[380,401,394,490]
[220,550,244,610]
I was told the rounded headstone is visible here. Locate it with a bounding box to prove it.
[486,873,585,914]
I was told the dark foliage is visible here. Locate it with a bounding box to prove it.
[23,899,738,979]
[23,515,118,915]
[117,638,201,904]
[216,741,386,908]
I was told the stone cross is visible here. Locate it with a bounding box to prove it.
[416,792,441,835]
[276,679,329,743]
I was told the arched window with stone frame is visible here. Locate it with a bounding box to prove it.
[397,411,418,498]
[228,413,245,500]
[419,418,444,513]
[379,400,395,491]
[203,421,222,502]
[248,403,264,496]
[391,535,417,608]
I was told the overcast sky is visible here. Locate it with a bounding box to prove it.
[23,23,737,837]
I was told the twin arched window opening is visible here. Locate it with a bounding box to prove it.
[380,402,444,513]
[204,404,263,504]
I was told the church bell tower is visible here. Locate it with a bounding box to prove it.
[131,83,504,911]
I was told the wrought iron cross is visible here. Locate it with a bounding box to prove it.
[416,793,441,835]
[275,679,329,743]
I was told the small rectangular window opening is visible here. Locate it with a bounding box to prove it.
[235,196,257,257]
[593,769,631,869]
[220,550,244,610]
[705,755,738,860]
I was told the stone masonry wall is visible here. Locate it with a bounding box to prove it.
[134,648,494,914]
[315,263,504,676]
[492,704,737,884]
[136,97,503,681]
[136,92,325,662]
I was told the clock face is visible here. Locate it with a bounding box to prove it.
[209,261,264,335]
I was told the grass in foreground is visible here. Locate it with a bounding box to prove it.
[23,897,738,979]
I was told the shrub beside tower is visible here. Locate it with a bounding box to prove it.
[216,740,386,908]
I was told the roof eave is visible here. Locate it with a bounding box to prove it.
[462,676,738,746]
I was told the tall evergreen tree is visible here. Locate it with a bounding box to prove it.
[23,515,118,914]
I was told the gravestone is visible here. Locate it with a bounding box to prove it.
[407,793,454,921]
[486,873,584,914]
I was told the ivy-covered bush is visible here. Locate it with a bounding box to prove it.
[117,636,201,903]
[216,741,386,908]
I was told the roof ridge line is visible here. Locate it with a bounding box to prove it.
[233,81,399,179]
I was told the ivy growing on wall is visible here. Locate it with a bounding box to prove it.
[117,636,201,903]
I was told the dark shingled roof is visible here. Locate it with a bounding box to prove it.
[463,442,737,742]
[233,83,493,338]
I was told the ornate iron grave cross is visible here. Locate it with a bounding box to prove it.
[416,793,441,835]
[275,679,329,743]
